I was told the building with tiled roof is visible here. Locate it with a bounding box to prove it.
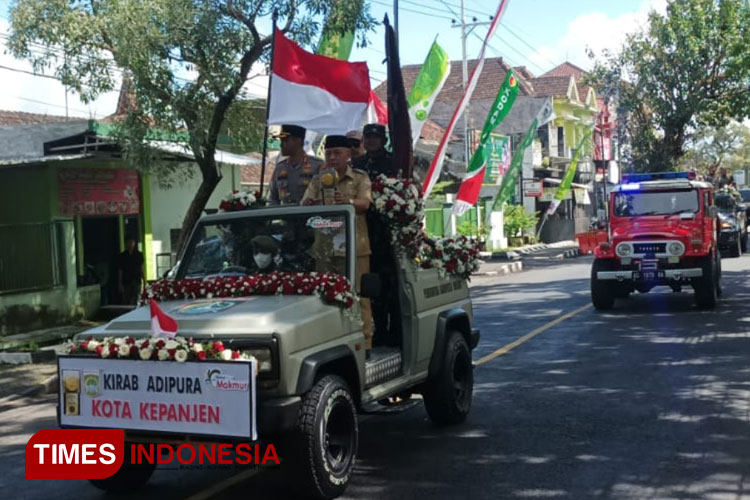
[0,110,74,127]
[540,61,587,79]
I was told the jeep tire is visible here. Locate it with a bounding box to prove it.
[286,375,358,500]
[730,232,742,258]
[694,254,719,309]
[88,442,156,492]
[423,331,473,426]
[591,259,615,310]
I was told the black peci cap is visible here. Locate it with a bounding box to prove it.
[276,124,306,139]
[324,135,349,149]
[363,123,386,138]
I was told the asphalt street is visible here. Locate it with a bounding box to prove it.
[3,251,750,499]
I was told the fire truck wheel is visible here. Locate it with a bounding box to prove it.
[88,443,156,492]
[694,255,718,309]
[286,375,358,500]
[590,260,615,310]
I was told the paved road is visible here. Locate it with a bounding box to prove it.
[3,252,750,499]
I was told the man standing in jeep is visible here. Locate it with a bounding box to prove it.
[302,135,374,353]
[268,124,323,205]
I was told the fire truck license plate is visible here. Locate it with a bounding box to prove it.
[635,271,664,280]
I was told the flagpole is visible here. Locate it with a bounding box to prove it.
[259,10,278,199]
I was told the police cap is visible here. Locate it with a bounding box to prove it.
[276,124,306,139]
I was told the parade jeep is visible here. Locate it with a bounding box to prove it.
[60,205,479,500]
[590,172,721,310]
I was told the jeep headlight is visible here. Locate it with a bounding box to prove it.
[242,347,273,373]
[667,242,684,256]
[616,243,632,257]
[720,220,735,230]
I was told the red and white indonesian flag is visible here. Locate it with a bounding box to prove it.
[422,0,510,199]
[150,299,178,339]
[268,29,371,134]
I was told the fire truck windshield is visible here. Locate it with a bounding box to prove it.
[613,190,699,217]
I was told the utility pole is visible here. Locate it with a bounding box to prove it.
[394,0,399,43]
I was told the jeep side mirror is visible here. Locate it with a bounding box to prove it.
[360,273,382,299]
[708,205,719,218]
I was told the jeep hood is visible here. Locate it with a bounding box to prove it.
[611,217,702,240]
[100,295,336,336]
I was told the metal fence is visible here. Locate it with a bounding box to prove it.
[0,222,65,294]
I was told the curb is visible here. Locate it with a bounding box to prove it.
[473,261,523,276]
[552,248,581,260]
[0,374,57,409]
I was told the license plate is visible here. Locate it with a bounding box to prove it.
[635,271,664,280]
[58,356,257,439]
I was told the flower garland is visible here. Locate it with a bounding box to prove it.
[219,189,265,212]
[142,271,356,309]
[370,174,481,279]
[371,175,425,259]
[67,336,253,363]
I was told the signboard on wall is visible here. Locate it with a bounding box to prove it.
[734,169,746,187]
[58,168,140,216]
[523,180,543,197]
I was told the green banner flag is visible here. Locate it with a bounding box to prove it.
[491,99,556,212]
[407,41,451,146]
[453,70,519,215]
[546,130,592,215]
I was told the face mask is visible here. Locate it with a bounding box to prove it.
[254,253,273,269]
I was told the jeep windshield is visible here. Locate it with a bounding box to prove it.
[714,193,737,213]
[613,190,699,217]
[178,212,351,280]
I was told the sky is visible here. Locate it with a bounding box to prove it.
[0,0,666,119]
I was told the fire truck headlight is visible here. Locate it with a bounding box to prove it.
[668,242,685,256]
[615,243,632,257]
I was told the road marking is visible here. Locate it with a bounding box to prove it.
[182,468,260,500]
[474,303,592,366]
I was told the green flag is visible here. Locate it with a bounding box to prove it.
[453,70,519,215]
[546,130,592,216]
[492,99,556,212]
[407,41,451,146]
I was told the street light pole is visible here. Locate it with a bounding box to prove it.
[460,0,469,167]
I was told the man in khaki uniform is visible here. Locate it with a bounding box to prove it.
[302,135,374,354]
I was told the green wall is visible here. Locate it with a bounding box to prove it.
[0,166,52,224]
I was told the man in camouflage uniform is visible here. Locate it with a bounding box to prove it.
[302,135,374,355]
[354,124,397,179]
[268,124,323,205]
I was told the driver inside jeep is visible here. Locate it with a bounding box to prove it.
[301,134,374,355]
[250,235,281,273]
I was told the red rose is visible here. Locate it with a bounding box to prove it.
[168,348,176,359]
[80,341,89,351]
[155,339,165,349]
[69,344,77,353]
[109,344,119,355]
[232,350,240,360]
[125,337,135,345]
[95,345,104,356]
[129,345,138,356]
[213,341,225,352]
[197,351,207,361]
[141,339,150,349]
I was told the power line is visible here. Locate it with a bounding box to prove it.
[370,0,454,21]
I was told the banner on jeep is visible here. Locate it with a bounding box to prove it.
[58,357,257,439]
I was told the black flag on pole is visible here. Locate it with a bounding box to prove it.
[383,14,413,179]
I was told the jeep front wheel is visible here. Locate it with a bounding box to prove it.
[694,254,719,309]
[591,259,615,310]
[423,331,473,425]
[286,375,358,500]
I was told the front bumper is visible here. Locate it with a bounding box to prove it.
[258,396,302,435]
[718,230,739,248]
[597,268,703,281]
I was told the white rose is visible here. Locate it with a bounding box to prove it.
[140,348,153,360]
[87,340,99,352]
[101,344,110,358]
[118,344,130,357]
[221,349,233,361]
[174,349,188,363]
[192,343,204,353]
[165,339,179,350]
[158,349,170,361]
[114,337,126,346]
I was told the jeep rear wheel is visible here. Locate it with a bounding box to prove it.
[423,331,473,426]
[591,259,615,310]
[88,443,156,492]
[694,254,719,309]
[286,375,358,500]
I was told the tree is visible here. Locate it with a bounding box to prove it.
[7,0,374,252]
[588,0,750,172]
[682,122,750,175]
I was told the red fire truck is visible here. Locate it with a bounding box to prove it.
[590,172,721,310]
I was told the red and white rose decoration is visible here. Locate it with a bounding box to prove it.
[142,271,356,309]
[371,174,481,279]
[67,336,252,362]
[219,189,265,212]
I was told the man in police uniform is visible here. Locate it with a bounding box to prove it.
[354,124,397,179]
[268,125,323,205]
[346,130,365,161]
[302,135,374,354]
